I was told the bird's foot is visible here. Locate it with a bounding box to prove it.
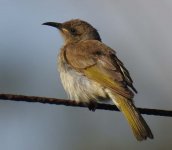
[87,101,97,112]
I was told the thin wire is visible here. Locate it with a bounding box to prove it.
[0,94,172,117]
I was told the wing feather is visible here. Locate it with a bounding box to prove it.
[64,40,136,98]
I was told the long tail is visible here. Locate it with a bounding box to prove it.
[109,93,153,141]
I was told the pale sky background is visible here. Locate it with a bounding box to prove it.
[0,0,172,150]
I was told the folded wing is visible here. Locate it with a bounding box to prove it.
[65,40,137,99]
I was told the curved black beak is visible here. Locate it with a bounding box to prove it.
[42,22,62,29]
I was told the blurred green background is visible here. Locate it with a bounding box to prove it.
[0,0,172,149]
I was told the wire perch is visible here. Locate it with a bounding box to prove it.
[0,94,172,117]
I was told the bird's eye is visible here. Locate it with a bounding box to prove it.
[70,28,77,34]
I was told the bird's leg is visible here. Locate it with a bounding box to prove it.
[87,101,97,112]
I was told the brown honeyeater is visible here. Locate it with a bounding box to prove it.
[43,19,153,141]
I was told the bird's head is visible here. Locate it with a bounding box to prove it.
[43,19,101,43]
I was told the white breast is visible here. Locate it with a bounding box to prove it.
[57,54,107,104]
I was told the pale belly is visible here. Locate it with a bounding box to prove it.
[57,55,108,104]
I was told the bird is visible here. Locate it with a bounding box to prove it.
[43,19,153,141]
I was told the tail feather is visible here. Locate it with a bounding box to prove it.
[109,93,153,141]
